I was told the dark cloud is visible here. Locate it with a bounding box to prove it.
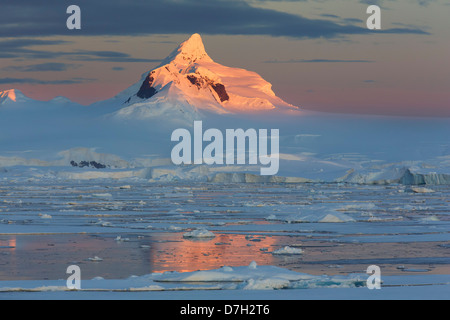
[319,14,340,19]
[249,0,307,1]
[0,38,161,62]
[264,59,375,63]
[416,0,436,6]
[0,39,71,59]
[4,62,80,72]
[359,0,436,7]
[343,18,364,24]
[66,51,162,63]
[0,77,95,85]
[0,0,429,39]
[359,0,384,6]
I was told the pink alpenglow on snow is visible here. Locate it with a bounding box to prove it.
[0,89,31,105]
[102,33,298,122]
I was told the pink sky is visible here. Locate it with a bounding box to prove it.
[0,1,448,117]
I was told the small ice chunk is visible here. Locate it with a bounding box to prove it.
[411,187,435,193]
[88,256,103,262]
[129,285,164,291]
[221,266,233,272]
[421,215,440,222]
[119,185,131,189]
[39,214,52,219]
[215,242,231,245]
[248,261,258,269]
[320,214,346,223]
[272,246,303,255]
[338,203,376,212]
[243,278,290,290]
[183,228,215,239]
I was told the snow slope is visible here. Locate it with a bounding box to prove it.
[0,89,32,105]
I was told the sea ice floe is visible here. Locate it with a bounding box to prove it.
[152,262,365,291]
[6,260,445,294]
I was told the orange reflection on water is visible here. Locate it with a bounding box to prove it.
[0,237,16,249]
[0,236,17,280]
[150,233,277,273]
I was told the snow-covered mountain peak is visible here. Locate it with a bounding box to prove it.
[0,89,31,104]
[96,33,298,122]
[163,33,213,68]
[49,96,74,104]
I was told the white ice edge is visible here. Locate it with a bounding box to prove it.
[1,262,449,297]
